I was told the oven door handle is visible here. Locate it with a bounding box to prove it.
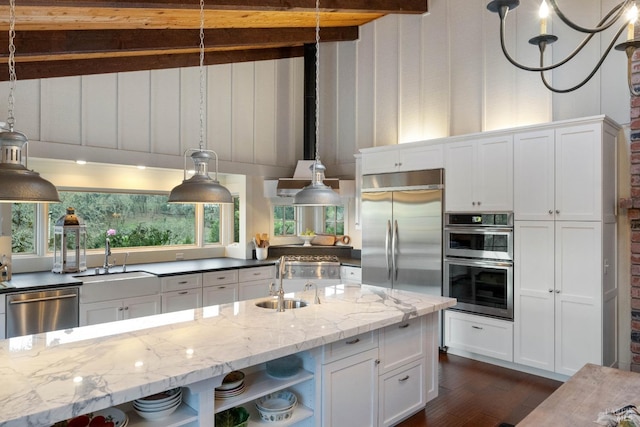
[444,258,513,268]
[385,220,392,280]
[444,227,513,234]
[392,219,399,281]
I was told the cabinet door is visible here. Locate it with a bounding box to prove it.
[161,289,201,313]
[161,273,202,292]
[444,141,475,212]
[80,300,123,326]
[554,221,603,376]
[361,150,400,175]
[203,284,238,306]
[124,295,162,319]
[340,266,362,285]
[399,144,444,171]
[555,123,602,221]
[475,134,513,211]
[379,360,425,427]
[513,221,555,371]
[514,130,555,220]
[322,347,379,427]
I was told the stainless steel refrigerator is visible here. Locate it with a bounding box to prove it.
[361,169,443,296]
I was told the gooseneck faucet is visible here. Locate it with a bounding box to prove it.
[103,237,112,273]
[276,255,286,312]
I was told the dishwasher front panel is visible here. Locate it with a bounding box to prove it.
[6,288,79,338]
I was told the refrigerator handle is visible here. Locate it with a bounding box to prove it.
[392,219,399,281]
[385,220,392,280]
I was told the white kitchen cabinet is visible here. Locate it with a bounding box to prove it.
[321,347,379,427]
[238,266,274,300]
[444,310,513,362]
[203,283,238,306]
[80,295,161,326]
[514,119,617,222]
[444,134,513,212]
[378,360,425,427]
[162,288,202,313]
[340,266,361,285]
[203,270,239,306]
[361,143,443,175]
[161,273,202,292]
[514,220,610,376]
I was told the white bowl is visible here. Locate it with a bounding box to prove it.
[216,370,245,391]
[256,390,297,412]
[133,397,180,412]
[135,387,181,405]
[133,399,181,420]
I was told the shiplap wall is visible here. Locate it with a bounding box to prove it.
[0,0,630,179]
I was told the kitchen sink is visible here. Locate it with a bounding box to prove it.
[74,271,155,284]
[255,299,308,309]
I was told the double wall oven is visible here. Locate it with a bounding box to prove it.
[443,212,514,320]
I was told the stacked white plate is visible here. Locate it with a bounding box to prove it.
[132,387,182,421]
[215,371,246,400]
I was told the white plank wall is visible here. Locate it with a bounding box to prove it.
[0,0,631,178]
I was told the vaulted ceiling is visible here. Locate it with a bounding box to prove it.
[0,0,428,81]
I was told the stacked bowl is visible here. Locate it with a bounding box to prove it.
[133,387,182,421]
[215,371,246,400]
[255,390,297,423]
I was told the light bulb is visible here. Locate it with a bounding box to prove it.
[539,0,550,34]
[627,4,638,40]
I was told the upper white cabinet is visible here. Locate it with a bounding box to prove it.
[361,143,443,175]
[444,134,513,212]
[514,119,617,222]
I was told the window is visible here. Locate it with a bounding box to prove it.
[233,196,240,243]
[273,205,297,236]
[11,204,37,254]
[47,191,198,250]
[204,203,221,244]
[323,206,344,235]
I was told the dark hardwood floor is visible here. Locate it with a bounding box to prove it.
[396,352,562,427]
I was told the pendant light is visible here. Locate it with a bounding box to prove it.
[168,0,232,204]
[293,0,341,207]
[0,0,60,203]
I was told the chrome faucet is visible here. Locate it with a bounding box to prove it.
[276,255,286,312]
[305,281,321,304]
[103,238,113,273]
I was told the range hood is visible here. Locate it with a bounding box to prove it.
[276,160,339,197]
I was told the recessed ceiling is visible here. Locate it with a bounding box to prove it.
[0,0,428,81]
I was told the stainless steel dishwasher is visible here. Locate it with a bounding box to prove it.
[6,287,79,338]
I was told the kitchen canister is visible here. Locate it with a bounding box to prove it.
[256,247,268,260]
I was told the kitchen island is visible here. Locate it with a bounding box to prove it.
[0,284,455,426]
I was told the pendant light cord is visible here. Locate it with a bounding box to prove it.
[314,0,320,164]
[6,0,17,130]
[199,0,206,152]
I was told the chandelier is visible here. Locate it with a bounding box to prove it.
[487,0,640,95]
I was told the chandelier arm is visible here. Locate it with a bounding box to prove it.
[547,0,630,34]
[539,23,627,93]
[498,12,598,72]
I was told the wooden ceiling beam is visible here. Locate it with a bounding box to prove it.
[9,0,428,14]
[0,27,359,58]
[0,46,306,81]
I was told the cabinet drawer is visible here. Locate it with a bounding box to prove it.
[162,288,202,313]
[379,317,425,374]
[0,294,5,314]
[323,330,378,363]
[340,266,361,284]
[203,283,238,306]
[161,273,202,292]
[444,310,513,362]
[203,270,238,286]
[379,360,426,427]
[238,266,274,283]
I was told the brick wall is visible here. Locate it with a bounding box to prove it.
[630,50,640,372]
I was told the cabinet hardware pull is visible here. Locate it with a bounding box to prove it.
[375,359,380,365]
[124,306,129,310]
[548,289,553,293]
[398,375,410,382]
[253,273,260,276]
[346,338,360,345]
[178,281,188,284]
[179,291,188,295]
[555,289,561,293]
[556,210,560,214]
[472,326,483,330]
[217,277,225,280]
[218,286,226,289]
[477,201,481,206]
[399,323,410,329]
[118,307,123,311]
[549,210,553,214]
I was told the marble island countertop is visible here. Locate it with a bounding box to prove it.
[0,284,454,426]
